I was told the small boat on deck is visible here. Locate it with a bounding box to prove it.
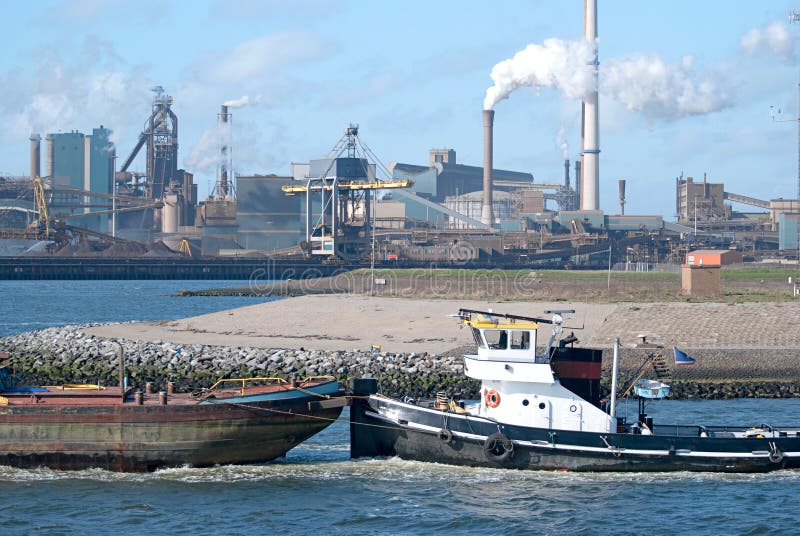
[0,362,346,472]
[350,308,800,472]
[633,379,671,399]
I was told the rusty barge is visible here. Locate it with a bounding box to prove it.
[0,372,345,472]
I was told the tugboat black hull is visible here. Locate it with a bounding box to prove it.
[351,393,800,473]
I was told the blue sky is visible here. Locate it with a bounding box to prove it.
[0,0,798,217]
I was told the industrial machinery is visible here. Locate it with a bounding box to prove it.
[282,124,413,259]
[118,86,178,200]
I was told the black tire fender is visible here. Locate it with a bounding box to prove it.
[769,448,784,464]
[438,428,454,443]
[484,432,514,463]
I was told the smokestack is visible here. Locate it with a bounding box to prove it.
[30,134,41,181]
[482,109,495,227]
[564,159,571,189]
[219,104,230,197]
[580,0,600,211]
[45,134,54,178]
[574,160,581,209]
[618,179,626,215]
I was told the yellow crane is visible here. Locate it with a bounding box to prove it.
[32,177,50,239]
[281,178,413,195]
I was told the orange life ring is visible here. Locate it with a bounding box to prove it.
[485,389,501,408]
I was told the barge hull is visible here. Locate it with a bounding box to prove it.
[0,397,342,471]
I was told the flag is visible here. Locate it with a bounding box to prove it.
[674,346,696,365]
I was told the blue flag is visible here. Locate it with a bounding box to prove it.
[674,346,696,365]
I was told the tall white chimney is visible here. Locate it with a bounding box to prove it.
[482,109,495,227]
[581,0,600,211]
[29,134,41,181]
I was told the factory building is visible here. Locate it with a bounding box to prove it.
[443,190,518,229]
[46,127,114,194]
[236,174,303,251]
[389,149,534,226]
[676,175,729,223]
[44,126,115,232]
[391,149,532,201]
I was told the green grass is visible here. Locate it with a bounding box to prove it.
[353,268,679,281]
[720,266,798,280]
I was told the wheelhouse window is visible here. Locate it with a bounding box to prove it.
[484,329,508,349]
[471,328,486,348]
[511,330,530,350]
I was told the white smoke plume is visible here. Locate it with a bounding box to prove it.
[223,94,263,108]
[483,38,595,110]
[484,39,729,119]
[555,126,569,159]
[184,118,280,176]
[740,21,796,61]
[603,54,730,118]
[184,122,231,174]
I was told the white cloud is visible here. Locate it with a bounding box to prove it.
[0,38,153,146]
[740,22,796,61]
[189,30,329,86]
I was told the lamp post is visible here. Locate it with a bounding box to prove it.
[771,10,800,295]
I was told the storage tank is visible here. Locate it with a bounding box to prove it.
[161,194,181,234]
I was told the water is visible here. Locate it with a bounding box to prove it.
[0,280,271,337]
[0,281,798,535]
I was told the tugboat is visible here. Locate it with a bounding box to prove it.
[350,309,800,472]
[0,358,346,472]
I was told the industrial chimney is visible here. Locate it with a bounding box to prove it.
[30,134,41,180]
[618,179,626,215]
[219,104,230,198]
[580,0,600,211]
[481,109,495,227]
[45,134,54,178]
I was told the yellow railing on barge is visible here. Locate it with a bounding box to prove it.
[207,376,336,396]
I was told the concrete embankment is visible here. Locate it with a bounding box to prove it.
[2,325,800,400]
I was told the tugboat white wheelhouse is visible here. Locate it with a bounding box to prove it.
[350,309,800,472]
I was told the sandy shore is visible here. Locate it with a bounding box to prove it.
[84,295,800,354]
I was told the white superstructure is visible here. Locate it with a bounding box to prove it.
[459,310,613,433]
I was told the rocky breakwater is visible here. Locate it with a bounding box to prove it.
[3,326,800,400]
[0,325,479,399]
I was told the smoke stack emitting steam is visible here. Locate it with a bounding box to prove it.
[478,0,732,214]
[581,0,600,211]
[482,110,495,227]
[219,104,230,197]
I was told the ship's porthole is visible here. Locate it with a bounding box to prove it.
[569,404,577,412]
[538,402,546,410]
[522,399,529,406]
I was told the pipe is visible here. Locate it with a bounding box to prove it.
[610,337,619,423]
[481,109,495,227]
[29,134,41,180]
[581,0,600,211]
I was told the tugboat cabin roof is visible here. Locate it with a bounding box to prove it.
[457,309,546,331]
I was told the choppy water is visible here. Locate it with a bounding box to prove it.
[0,281,798,535]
